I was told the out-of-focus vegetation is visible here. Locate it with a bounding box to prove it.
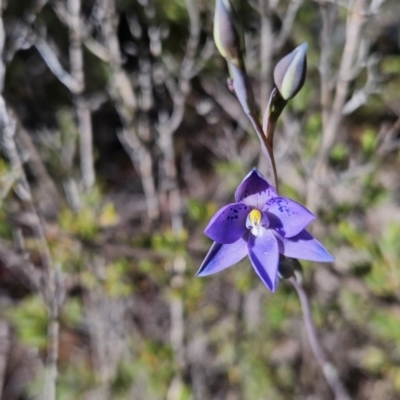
[0,0,400,399]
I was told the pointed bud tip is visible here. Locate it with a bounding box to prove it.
[298,42,308,53]
[273,42,308,100]
[213,0,244,63]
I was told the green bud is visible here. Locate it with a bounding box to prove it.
[213,0,245,67]
[273,43,308,100]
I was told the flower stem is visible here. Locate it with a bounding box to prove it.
[246,110,278,191]
[290,272,352,400]
[262,87,287,148]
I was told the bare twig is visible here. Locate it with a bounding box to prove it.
[319,1,337,129]
[152,0,200,231]
[5,0,49,63]
[35,37,81,93]
[45,272,61,400]
[52,0,110,62]
[153,0,201,394]
[68,0,95,191]
[0,96,60,400]
[259,0,273,113]
[98,0,159,222]
[318,0,367,162]
[377,117,400,155]
[0,12,60,392]
[273,0,303,52]
[308,0,368,211]
[116,127,159,221]
[342,53,381,115]
[14,117,61,214]
[0,320,9,399]
[0,239,41,290]
[159,0,200,136]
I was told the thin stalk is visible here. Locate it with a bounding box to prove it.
[45,297,60,400]
[290,272,352,400]
[247,110,278,191]
[262,87,287,148]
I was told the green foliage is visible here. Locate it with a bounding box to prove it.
[56,360,96,400]
[137,258,156,274]
[366,222,400,296]
[49,236,82,272]
[263,289,300,333]
[391,367,400,393]
[7,296,48,349]
[185,274,206,312]
[57,109,79,143]
[303,113,323,157]
[152,229,188,256]
[111,361,136,397]
[0,208,12,239]
[78,259,133,297]
[62,298,84,327]
[381,56,400,74]
[337,220,370,249]
[322,202,354,224]
[289,79,312,112]
[361,128,378,158]
[279,182,303,203]
[378,222,400,265]
[59,205,98,240]
[59,188,119,240]
[339,290,371,327]
[104,259,133,298]
[0,157,11,184]
[241,340,284,400]
[0,158,9,174]
[0,158,17,223]
[361,174,386,208]
[208,315,237,363]
[330,143,349,163]
[360,346,388,375]
[370,309,400,346]
[136,341,175,397]
[155,0,188,23]
[231,260,254,293]
[216,160,246,193]
[187,198,217,224]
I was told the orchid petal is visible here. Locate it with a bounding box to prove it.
[235,168,277,208]
[275,230,334,262]
[204,202,248,244]
[265,197,315,238]
[247,230,279,291]
[196,237,248,276]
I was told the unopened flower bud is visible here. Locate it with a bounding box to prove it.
[214,0,244,67]
[273,43,308,100]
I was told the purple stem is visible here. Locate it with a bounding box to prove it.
[246,110,278,191]
[290,272,352,400]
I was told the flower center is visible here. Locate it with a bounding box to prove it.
[246,209,267,237]
[249,209,262,225]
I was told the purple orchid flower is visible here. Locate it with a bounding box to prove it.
[196,169,334,291]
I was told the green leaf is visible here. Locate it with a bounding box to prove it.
[7,296,48,349]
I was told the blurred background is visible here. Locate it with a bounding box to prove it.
[0,0,400,399]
